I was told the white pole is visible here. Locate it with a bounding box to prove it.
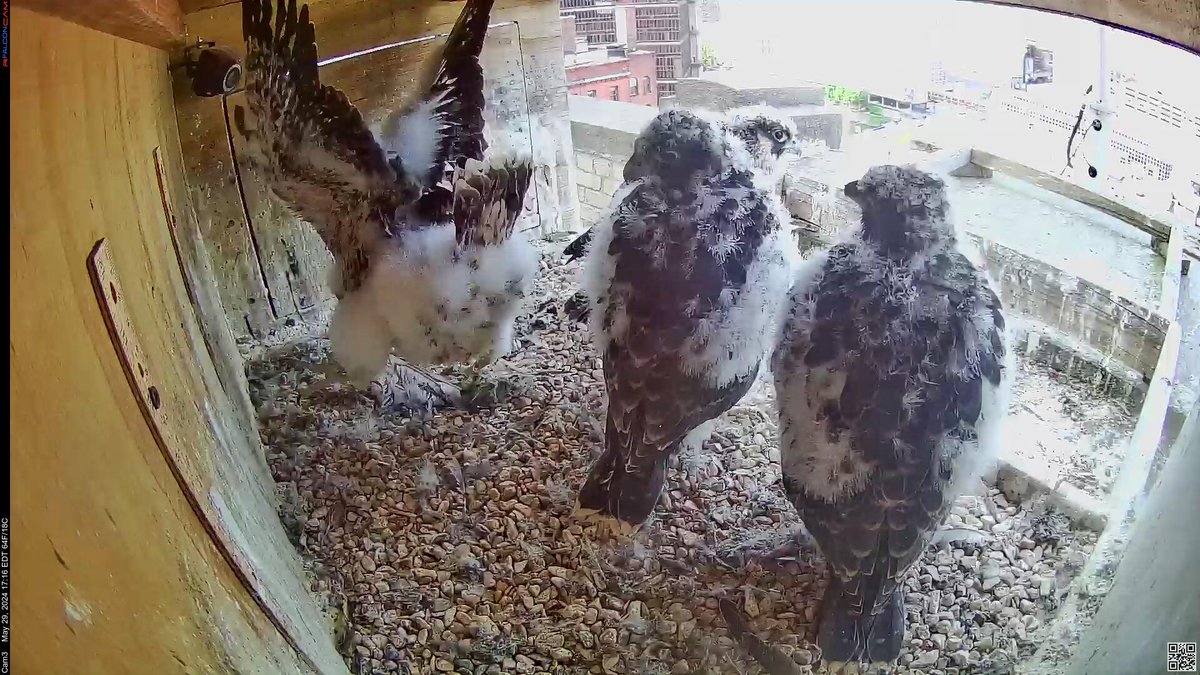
[1089,23,1114,196]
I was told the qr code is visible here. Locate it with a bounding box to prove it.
[1169,642,1198,672]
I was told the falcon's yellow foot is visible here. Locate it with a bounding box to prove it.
[572,503,644,542]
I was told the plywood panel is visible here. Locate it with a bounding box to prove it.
[21,0,186,48]
[10,9,348,673]
[176,0,576,343]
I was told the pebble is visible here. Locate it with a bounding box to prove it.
[913,651,940,667]
[248,249,1097,674]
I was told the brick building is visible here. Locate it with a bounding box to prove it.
[565,45,658,107]
[560,0,699,102]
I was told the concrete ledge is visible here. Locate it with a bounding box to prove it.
[971,149,1173,243]
[1017,324,1147,407]
[996,453,1109,532]
[568,96,658,160]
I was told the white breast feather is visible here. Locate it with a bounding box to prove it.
[777,363,875,503]
[328,290,393,386]
[582,181,643,353]
[330,224,537,376]
[380,97,446,179]
[678,223,798,387]
[944,270,1013,500]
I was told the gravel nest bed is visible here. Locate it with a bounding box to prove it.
[249,242,1100,675]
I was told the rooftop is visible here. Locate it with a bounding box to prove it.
[565,48,653,70]
[568,94,660,135]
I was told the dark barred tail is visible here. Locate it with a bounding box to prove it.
[818,580,905,668]
[574,446,668,534]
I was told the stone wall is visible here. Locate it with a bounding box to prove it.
[568,95,658,227]
[672,78,845,149]
[673,78,825,110]
[574,150,627,227]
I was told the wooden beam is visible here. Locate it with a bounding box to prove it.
[22,0,185,49]
[962,0,1200,54]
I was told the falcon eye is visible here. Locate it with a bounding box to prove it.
[772,129,788,142]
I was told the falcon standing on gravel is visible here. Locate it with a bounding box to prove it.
[236,0,536,405]
[573,108,800,533]
[772,165,1011,671]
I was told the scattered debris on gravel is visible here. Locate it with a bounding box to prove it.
[1005,358,1137,500]
[249,242,1107,675]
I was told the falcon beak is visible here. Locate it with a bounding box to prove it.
[843,180,861,200]
[785,140,803,157]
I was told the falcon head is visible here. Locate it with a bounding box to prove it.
[844,165,954,255]
[623,108,727,187]
[725,106,801,178]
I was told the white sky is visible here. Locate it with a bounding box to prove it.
[702,0,1200,108]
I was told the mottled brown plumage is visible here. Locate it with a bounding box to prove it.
[238,0,538,390]
[575,109,798,532]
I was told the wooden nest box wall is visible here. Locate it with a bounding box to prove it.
[11,0,572,672]
[7,0,1197,673]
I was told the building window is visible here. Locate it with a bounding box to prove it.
[609,86,620,101]
[644,76,652,93]
[629,77,639,97]
[587,89,597,97]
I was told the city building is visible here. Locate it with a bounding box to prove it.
[564,41,658,106]
[559,0,699,102]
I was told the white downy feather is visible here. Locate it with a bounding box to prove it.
[377,96,446,179]
[582,180,643,355]
[328,290,393,387]
[677,202,800,388]
[328,223,537,382]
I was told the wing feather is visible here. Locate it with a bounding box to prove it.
[379,0,495,188]
[450,156,534,247]
[237,0,412,264]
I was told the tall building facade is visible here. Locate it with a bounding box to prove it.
[560,0,699,102]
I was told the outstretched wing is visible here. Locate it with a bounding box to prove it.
[451,155,534,247]
[377,0,495,189]
[237,0,412,250]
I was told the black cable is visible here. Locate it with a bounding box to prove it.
[1064,84,1093,169]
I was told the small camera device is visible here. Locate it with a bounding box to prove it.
[185,43,243,98]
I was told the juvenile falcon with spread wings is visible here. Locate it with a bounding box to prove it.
[237,0,535,401]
